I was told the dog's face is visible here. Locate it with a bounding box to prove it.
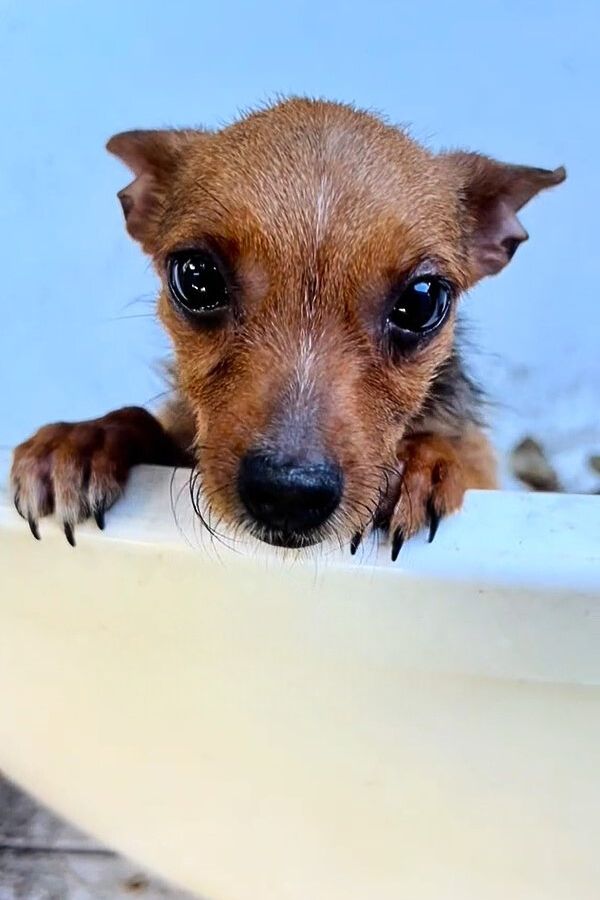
[108,99,563,547]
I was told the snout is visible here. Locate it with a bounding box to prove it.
[238,451,343,545]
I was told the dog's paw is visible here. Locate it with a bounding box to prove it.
[387,433,466,560]
[11,406,172,545]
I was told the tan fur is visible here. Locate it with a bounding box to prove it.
[11,98,564,550]
[389,428,498,543]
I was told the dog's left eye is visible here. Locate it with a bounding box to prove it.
[387,277,451,338]
[167,250,230,316]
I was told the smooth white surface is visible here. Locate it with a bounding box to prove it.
[1,451,600,900]
[1,0,599,492]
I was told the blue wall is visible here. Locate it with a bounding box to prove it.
[1,0,598,485]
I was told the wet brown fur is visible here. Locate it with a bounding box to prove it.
[11,98,565,548]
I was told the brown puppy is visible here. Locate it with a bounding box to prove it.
[11,99,565,556]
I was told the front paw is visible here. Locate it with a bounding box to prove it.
[11,406,170,545]
[387,434,466,560]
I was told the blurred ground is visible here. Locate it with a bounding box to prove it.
[0,776,196,900]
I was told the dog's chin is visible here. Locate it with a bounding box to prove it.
[250,526,324,550]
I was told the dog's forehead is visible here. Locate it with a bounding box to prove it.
[217,103,427,201]
[177,101,459,257]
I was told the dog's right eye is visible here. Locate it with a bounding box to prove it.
[167,250,230,317]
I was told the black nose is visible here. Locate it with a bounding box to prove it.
[238,451,343,539]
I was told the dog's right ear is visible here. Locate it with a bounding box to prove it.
[106,129,196,251]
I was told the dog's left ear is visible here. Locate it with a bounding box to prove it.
[442,152,566,281]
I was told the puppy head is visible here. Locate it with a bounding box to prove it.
[107,99,564,547]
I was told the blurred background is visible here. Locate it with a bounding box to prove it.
[1,0,598,490]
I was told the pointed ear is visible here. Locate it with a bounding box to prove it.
[106,129,196,250]
[442,152,566,281]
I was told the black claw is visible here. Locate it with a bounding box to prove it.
[391,528,404,562]
[350,532,362,555]
[28,516,41,541]
[64,521,76,547]
[94,508,105,531]
[427,500,441,544]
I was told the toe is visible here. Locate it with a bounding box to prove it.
[63,520,76,547]
[391,527,405,562]
[427,498,442,543]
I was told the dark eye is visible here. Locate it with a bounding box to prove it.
[167,250,230,316]
[387,277,451,338]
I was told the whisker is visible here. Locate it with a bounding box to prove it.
[108,313,157,322]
